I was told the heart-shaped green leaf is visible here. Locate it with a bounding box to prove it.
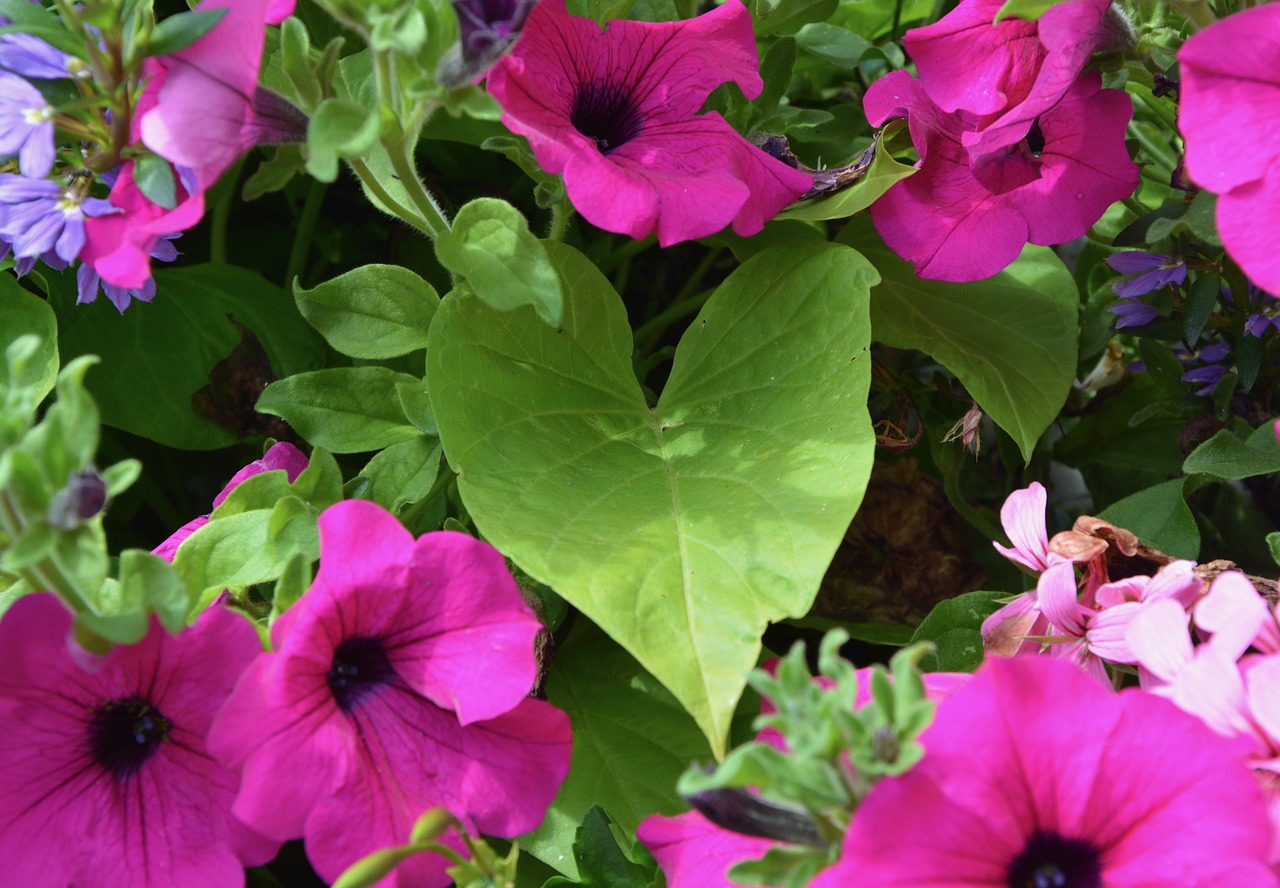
[428,241,876,753]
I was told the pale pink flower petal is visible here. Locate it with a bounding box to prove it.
[1127,597,1193,685]
[487,0,811,246]
[1195,571,1270,661]
[992,481,1050,573]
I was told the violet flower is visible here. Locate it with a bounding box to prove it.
[209,500,572,888]
[0,71,56,177]
[1181,340,1231,396]
[809,656,1278,888]
[1180,6,1280,295]
[0,593,279,886]
[486,0,811,246]
[0,173,114,262]
[1106,250,1186,298]
[76,232,180,313]
[863,69,1138,281]
[1108,296,1161,329]
[0,33,82,80]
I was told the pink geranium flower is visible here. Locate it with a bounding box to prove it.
[486,0,811,246]
[0,593,276,887]
[810,656,1278,888]
[1179,6,1280,295]
[904,0,1119,169]
[152,441,309,562]
[865,69,1137,281]
[208,499,572,888]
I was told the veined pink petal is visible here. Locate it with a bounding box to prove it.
[993,481,1050,573]
[1036,557,1086,637]
[1195,571,1270,662]
[487,0,810,246]
[1127,598,1193,685]
[1244,655,1280,751]
[638,810,786,888]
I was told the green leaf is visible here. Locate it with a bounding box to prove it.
[0,275,58,407]
[147,8,228,56]
[132,152,178,210]
[1137,340,1187,400]
[348,436,441,513]
[1267,532,1280,570]
[434,198,564,327]
[1183,428,1280,482]
[306,98,381,182]
[777,124,915,223]
[522,621,718,879]
[908,590,1005,673]
[53,264,326,450]
[280,15,322,110]
[543,807,653,888]
[257,367,422,453]
[993,0,1074,22]
[0,1,82,56]
[752,0,839,35]
[847,220,1078,463]
[1098,478,1199,560]
[793,22,873,68]
[293,265,439,359]
[428,241,876,753]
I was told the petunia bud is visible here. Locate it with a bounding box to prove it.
[47,468,108,529]
[438,0,537,87]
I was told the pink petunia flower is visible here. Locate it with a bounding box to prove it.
[0,592,277,887]
[810,655,1279,888]
[208,499,572,888]
[1179,6,1280,295]
[486,0,811,246]
[152,441,309,562]
[865,69,1137,281]
[903,0,1122,170]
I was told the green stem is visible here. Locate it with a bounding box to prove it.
[399,463,458,530]
[386,142,451,239]
[348,157,431,232]
[1126,121,1178,174]
[547,201,573,242]
[942,469,1003,542]
[0,490,92,613]
[284,177,327,289]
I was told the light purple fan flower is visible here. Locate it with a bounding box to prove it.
[0,33,81,80]
[0,71,57,177]
[0,593,279,887]
[77,232,180,313]
[0,173,115,262]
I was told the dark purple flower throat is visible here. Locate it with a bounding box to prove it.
[1007,831,1102,888]
[571,81,643,154]
[328,636,397,712]
[89,696,172,781]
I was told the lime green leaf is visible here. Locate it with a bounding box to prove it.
[306,97,380,182]
[778,125,915,223]
[257,367,422,453]
[434,198,564,326]
[428,241,876,753]
[522,622,718,879]
[0,275,58,407]
[1183,428,1280,482]
[1098,479,1199,560]
[293,264,439,359]
[846,220,1078,463]
[147,8,227,56]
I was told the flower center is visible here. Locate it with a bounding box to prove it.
[570,81,643,155]
[1007,831,1103,888]
[1025,120,1046,156]
[88,696,172,781]
[328,636,397,712]
[22,104,54,125]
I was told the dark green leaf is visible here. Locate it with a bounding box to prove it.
[909,590,1004,672]
[147,8,228,57]
[132,153,177,210]
[1098,478,1198,560]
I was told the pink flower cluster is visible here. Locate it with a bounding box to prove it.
[983,481,1280,865]
[0,475,571,887]
[864,0,1138,281]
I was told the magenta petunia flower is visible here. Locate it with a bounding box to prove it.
[0,593,277,887]
[139,0,305,195]
[810,655,1278,888]
[903,0,1118,170]
[152,441,309,562]
[864,69,1137,281]
[486,0,811,246]
[208,499,572,888]
[1179,6,1280,295]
